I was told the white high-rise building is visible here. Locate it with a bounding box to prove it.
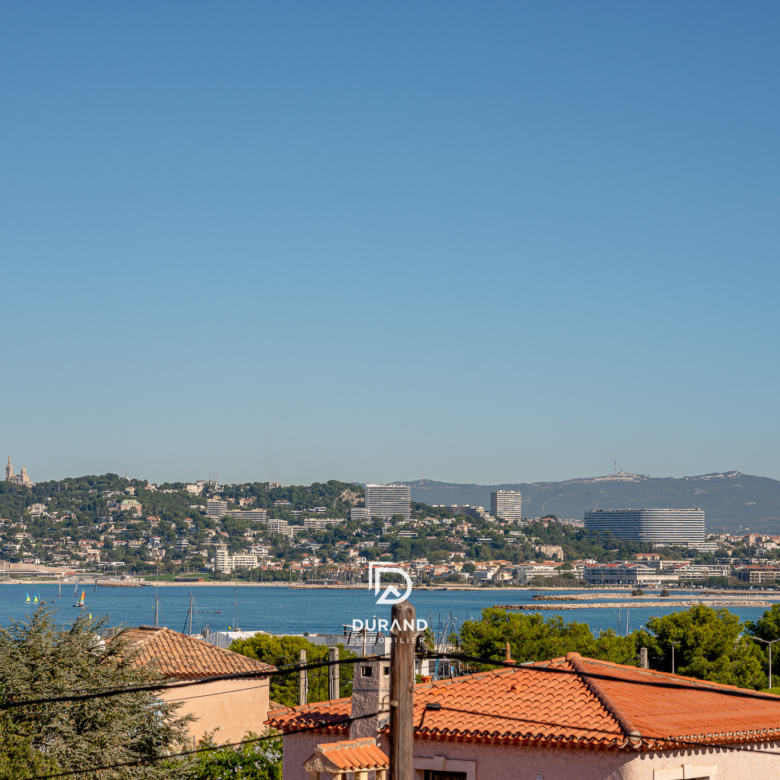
[491,490,522,522]
[214,544,231,572]
[206,499,228,520]
[365,484,411,520]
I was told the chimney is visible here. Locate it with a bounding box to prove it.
[349,656,391,739]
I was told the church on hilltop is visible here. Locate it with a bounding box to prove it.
[5,456,32,487]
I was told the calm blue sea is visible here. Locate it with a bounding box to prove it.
[0,584,771,637]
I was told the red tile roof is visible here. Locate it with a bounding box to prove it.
[268,652,780,751]
[304,738,388,772]
[120,626,275,680]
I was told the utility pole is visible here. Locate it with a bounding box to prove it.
[639,647,648,669]
[749,636,780,689]
[328,646,340,700]
[389,601,415,780]
[670,641,679,675]
[299,649,308,706]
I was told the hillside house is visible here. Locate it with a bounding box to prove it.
[121,626,275,746]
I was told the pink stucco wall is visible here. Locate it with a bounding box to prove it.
[411,739,780,780]
[281,732,780,780]
[162,677,270,747]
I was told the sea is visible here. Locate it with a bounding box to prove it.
[0,583,772,638]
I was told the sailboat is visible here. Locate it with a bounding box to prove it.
[25,593,30,603]
[33,594,38,603]
[74,590,86,608]
[73,581,79,597]
[58,583,61,598]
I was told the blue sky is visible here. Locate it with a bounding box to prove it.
[1,2,778,486]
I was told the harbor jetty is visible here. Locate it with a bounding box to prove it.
[498,599,771,610]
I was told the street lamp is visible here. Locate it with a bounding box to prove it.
[670,641,680,675]
[749,636,780,690]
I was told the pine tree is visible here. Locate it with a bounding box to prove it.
[0,606,192,779]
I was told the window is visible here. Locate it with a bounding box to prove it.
[362,666,373,677]
[415,756,475,780]
[424,773,467,780]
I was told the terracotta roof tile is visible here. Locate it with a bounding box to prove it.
[120,626,274,680]
[269,652,780,750]
[304,738,389,773]
[573,655,780,749]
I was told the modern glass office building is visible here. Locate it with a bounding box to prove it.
[584,508,705,545]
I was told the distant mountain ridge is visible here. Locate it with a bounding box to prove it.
[400,471,780,534]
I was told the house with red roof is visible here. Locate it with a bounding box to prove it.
[268,652,780,780]
[121,626,275,747]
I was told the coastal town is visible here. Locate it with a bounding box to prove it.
[3,463,780,589]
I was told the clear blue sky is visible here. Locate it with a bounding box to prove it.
[2,2,778,487]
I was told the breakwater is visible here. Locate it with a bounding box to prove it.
[498,600,771,610]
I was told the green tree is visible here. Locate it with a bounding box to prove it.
[0,606,191,779]
[189,730,282,780]
[745,604,780,684]
[635,605,766,689]
[229,635,358,707]
[456,607,637,669]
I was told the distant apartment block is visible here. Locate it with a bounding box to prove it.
[350,507,370,521]
[226,509,268,522]
[584,509,705,546]
[491,490,522,522]
[213,544,258,573]
[365,483,411,520]
[303,517,346,531]
[438,504,488,520]
[266,519,297,539]
[207,499,229,520]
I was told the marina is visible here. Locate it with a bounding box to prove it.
[0,583,775,639]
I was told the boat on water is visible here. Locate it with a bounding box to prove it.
[74,590,86,608]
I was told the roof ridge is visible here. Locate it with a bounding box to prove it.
[565,653,641,743]
[576,656,780,699]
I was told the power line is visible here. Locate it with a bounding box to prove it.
[24,709,381,780]
[4,648,780,712]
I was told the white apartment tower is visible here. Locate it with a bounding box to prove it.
[365,483,411,520]
[491,490,522,522]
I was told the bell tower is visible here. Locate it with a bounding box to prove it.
[5,456,12,481]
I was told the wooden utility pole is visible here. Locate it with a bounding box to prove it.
[299,649,308,706]
[328,646,340,700]
[389,601,415,780]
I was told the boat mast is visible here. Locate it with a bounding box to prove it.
[188,591,193,636]
[154,565,160,628]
